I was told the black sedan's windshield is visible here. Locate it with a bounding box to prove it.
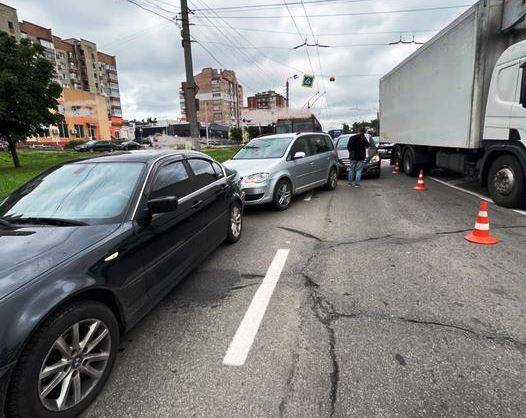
[233,136,293,160]
[0,162,144,224]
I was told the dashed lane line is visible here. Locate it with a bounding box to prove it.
[223,249,290,367]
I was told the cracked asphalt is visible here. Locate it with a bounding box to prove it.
[85,165,526,417]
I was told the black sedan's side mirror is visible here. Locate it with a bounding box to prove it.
[147,196,178,214]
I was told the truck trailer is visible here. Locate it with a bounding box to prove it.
[380,0,526,208]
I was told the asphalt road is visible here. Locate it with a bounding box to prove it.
[85,164,526,417]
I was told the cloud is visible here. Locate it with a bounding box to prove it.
[10,0,477,128]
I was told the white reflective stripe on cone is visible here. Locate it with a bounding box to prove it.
[479,211,488,217]
[474,223,490,231]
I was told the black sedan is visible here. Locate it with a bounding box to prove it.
[0,150,243,417]
[335,134,381,179]
[117,141,142,151]
[74,140,118,152]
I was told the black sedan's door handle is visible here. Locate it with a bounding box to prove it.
[192,199,203,209]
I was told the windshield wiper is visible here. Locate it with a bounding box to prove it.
[5,217,88,226]
[0,217,15,228]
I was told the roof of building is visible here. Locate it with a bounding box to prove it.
[52,35,74,53]
[19,21,52,41]
[97,51,116,65]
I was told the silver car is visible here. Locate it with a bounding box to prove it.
[223,132,339,210]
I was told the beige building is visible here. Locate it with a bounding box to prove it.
[180,68,243,127]
[0,2,20,41]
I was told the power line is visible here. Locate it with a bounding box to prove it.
[197,40,396,49]
[189,0,276,92]
[190,36,258,93]
[140,0,179,15]
[191,0,409,12]
[193,0,308,88]
[192,23,438,37]
[300,0,329,111]
[283,0,316,78]
[195,4,472,19]
[124,0,177,22]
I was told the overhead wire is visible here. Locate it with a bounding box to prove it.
[300,0,329,112]
[189,0,275,93]
[283,0,316,81]
[195,4,472,19]
[191,23,438,38]
[192,0,308,91]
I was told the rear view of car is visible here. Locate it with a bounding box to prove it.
[335,134,381,179]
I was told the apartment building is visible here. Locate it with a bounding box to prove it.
[0,2,20,41]
[0,3,122,118]
[247,90,286,110]
[180,67,243,127]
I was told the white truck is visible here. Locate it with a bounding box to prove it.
[380,0,526,208]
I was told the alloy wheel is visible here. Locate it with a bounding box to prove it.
[230,205,242,238]
[278,183,291,207]
[330,169,337,188]
[38,319,111,412]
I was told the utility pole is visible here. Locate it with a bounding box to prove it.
[286,80,290,108]
[180,0,200,148]
[205,101,209,147]
[286,74,298,108]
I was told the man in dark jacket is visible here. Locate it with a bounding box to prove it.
[346,127,370,187]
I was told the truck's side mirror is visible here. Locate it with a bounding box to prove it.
[520,62,526,108]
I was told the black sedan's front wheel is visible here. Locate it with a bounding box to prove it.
[6,301,119,418]
[226,201,243,243]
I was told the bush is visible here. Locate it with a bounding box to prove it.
[229,127,243,143]
[64,139,86,150]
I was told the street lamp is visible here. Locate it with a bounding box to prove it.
[286,74,298,108]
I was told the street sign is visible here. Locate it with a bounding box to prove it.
[302,74,315,88]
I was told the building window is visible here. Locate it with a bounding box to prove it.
[8,21,15,33]
[88,124,96,139]
[58,122,69,138]
[74,124,85,138]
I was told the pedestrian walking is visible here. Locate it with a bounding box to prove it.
[346,127,370,187]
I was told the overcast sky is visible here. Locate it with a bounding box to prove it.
[10,0,478,129]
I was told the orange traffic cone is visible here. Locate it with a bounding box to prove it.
[465,201,498,245]
[392,161,401,174]
[413,169,426,191]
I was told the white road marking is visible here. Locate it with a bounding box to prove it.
[429,176,493,203]
[223,249,290,367]
[304,192,313,201]
[429,176,526,217]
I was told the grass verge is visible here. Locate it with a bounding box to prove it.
[0,147,240,198]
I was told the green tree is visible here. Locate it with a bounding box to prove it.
[0,32,63,168]
[352,118,378,134]
[342,123,351,134]
[229,127,243,143]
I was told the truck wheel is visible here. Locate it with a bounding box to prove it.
[391,146,402,166]
[402,147,418,177]
[488,155,526,208]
